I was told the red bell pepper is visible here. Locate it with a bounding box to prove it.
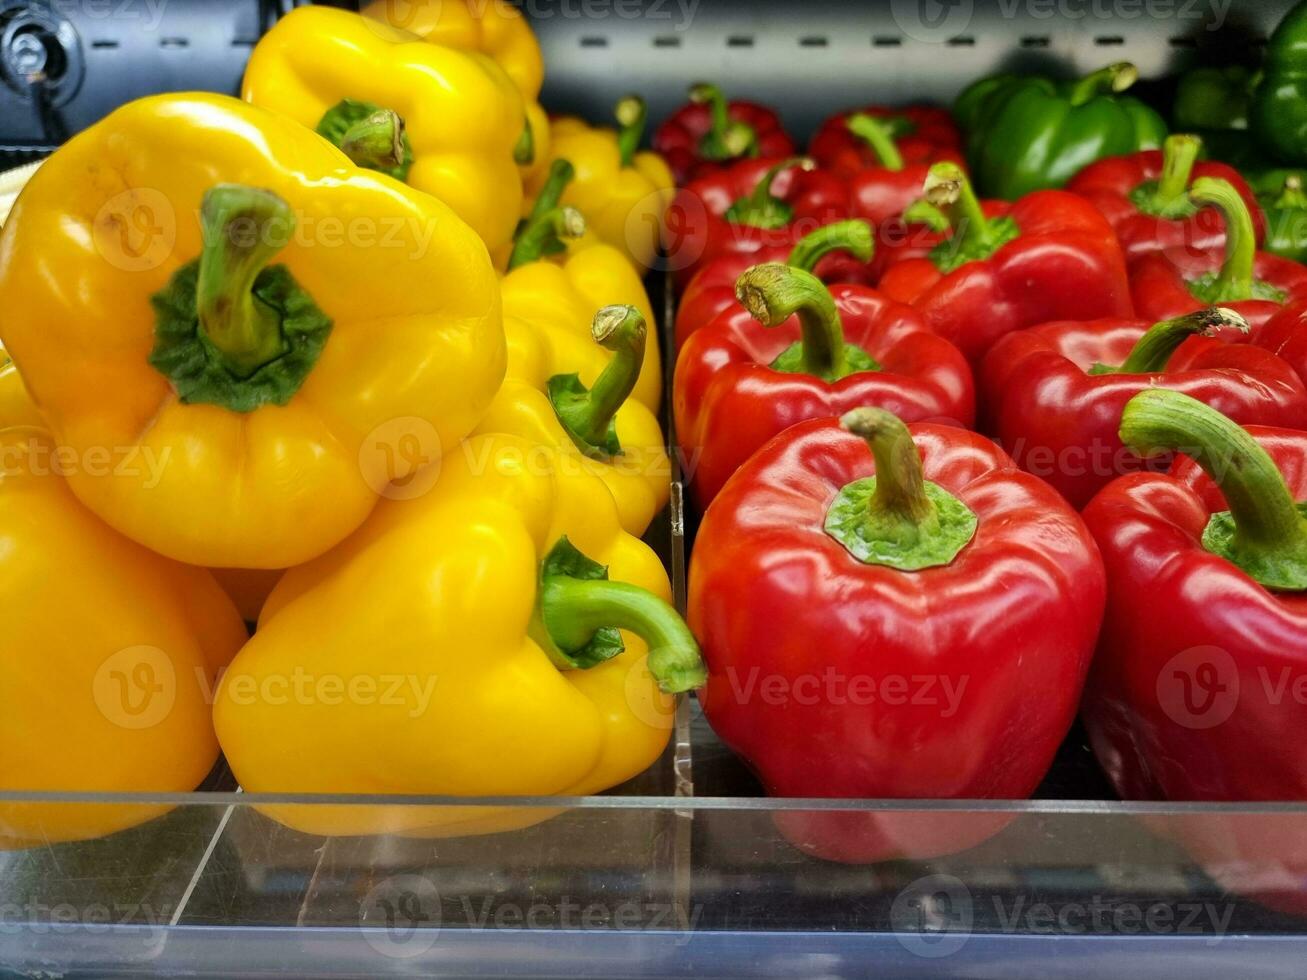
[689,409,1105,862]
[877,163,1133,364]
[834,114,967,232]
[1253,301,1307,389]
[981,308,1307,508]
[809,105,961,178]
[653,83,796,185]
[1130,176,1307,334]
[675,264,975,507]
[664,156,846,289]
[674,219,873,351]
[1082,390,1307,802]
[1067,134,1265,262]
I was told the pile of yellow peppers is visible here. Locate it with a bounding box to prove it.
[0,1,697,845]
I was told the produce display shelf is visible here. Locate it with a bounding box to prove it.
[5,1,1307,977]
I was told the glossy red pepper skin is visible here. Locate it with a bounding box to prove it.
[1082,426,1307,802]
[1129,250,1307,334]
[877,190,1133,364]
[690,417,1105,862]
[981,319,1307,509]
[664,158,846,289]
[843,154,965,229]
[808,105,961,177]
[1253,301,1307,388]
[654,100,795,185]
[1067,150,1265,262]
[674,285,975,507]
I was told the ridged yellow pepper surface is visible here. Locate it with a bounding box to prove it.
[360,0,551,183]
[214,434,705,838]
[527,100,674,270]
[243,6,526,249]
[474,305,670,536]
[0,430,247,848]
[0,345,40,429]
[499,177,663,413]
[0,93,504,570]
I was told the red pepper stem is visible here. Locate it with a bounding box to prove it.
[690,82,756,160]
[339,108,405,171]
[541,578,707,692]
[1117,308,1249,374]
[1068,62,1138,106]
[615,96,647,169]
[846,114,904,171]
[736,263,846,378]
[1189,176,1257,301]
[1119,390,1307,591]
[506,207,586,271]
[842,408,937,528]
[786,220,874,273]
[1155,134,1202,203]
[902,198,951,232]
[196,185,291,378]
[725,158,813,229]
[564,306,645,447]
[923,162,996,251]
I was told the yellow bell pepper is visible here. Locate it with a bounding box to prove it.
[526,99,674,270]
[474,305,670,536]
[359,0,551,183]
[214,433,705,838]
[0,93,504,570]
[243,6,526,250]
[500,206,662,413]
[0,344,42,429]
[0,429,247,848]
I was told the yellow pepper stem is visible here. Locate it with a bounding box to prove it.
[196,185,292,378]
[339,109,405,172]
[615,96,647,169]
[514,118,535,166]
[548,306,645,458]
[508,159,586,270]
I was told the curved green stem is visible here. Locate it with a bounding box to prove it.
[1274,174,1307,210]
[724,157,813,229]
[1094,307,1249,375]
[1119,389,1307,591]
[1068,61,1138,106]
[902,198,951,232]
[737,263,877,381]
[1188,176,1258,302]
[548,305,645,458]
[786,220,874,273]
[846,113,904,170]
[1131,134,1202,219]
[824,408,977,571]
[196,185,292,378]
[615,96,647,168]
[507,159,584,269]
[923,162,1019,272]
[690,82,757,161]
[514,118,535,165]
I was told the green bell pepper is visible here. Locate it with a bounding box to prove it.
[1252,0,1307,165]
[1254,170,1307,262]
[955,62,1168,200]
[1173,66,1255,131]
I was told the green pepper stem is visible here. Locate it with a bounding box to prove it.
[690,82,757,160]
[339,108,406,171]
[1274,174,1307,210]
[1150,133,1203,213]
[1189,176,1257,301]
[542,577,707,692]
[558,306,645,447]
[725,157,813,228]
[1119,389,1307,590]
[195,185,292,378]
[514,118,535,165]
[786,219,874,272]
[846,113,904,171]
[532,158,574,215]
[507,208,586,271]
[924,162,998,250]
[902,198,951,232]
[615,96,647,168]
[1068,61,1139,106]
[736,263,847,379]
[1116,308,1249,374]
[841,407,939,535]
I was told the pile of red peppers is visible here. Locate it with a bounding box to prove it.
[657,79,1307,865]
